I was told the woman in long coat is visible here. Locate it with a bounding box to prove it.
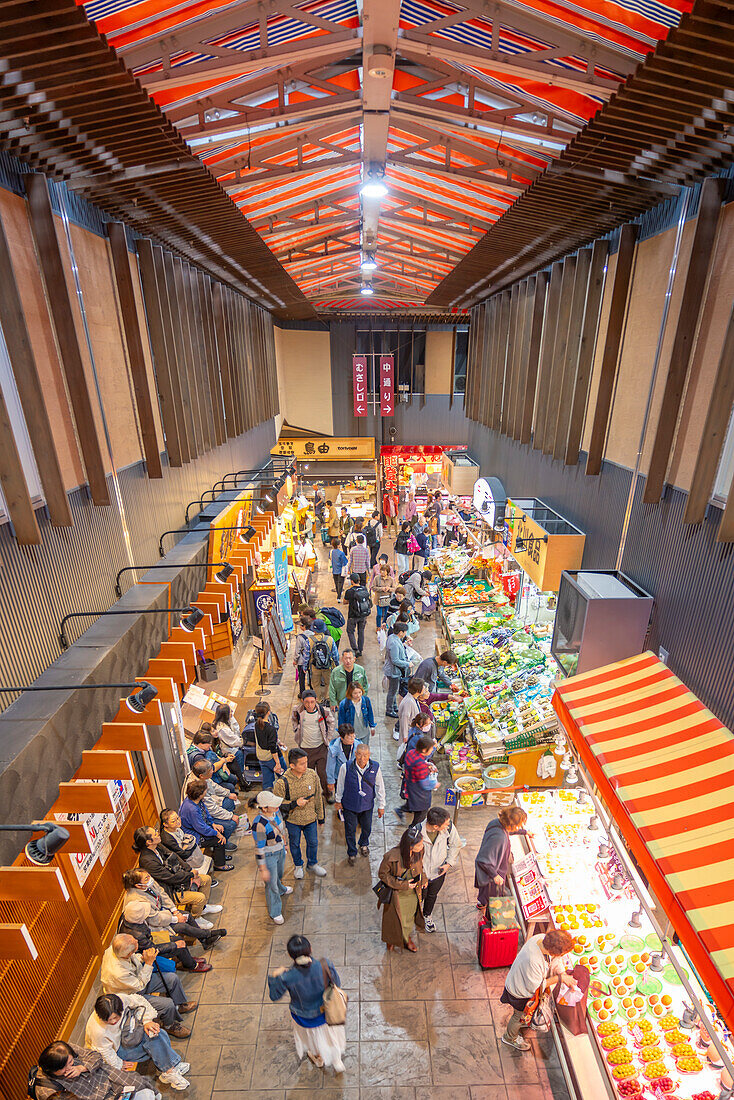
[474,807,528,908]
[377,826,427,952]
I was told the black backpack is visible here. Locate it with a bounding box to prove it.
[351,585,372,619]
[365,522,378,548]
[320,605,345,628]
[398,570,413,585]
[310,635,334,670]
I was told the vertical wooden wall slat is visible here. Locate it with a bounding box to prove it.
[473,303,488,427]
[553,247,592,460]
[162,252,197,459]
[211,283,237,440]
[485,298,500,429]
[491,291,511,431]
[136,239,182,468]
[685,304,734,525]
[464,307,478,419]
[198,273,226,447]
[586,223,638,475]
[644,177,724,503]
[0,386,41,543]
[565,239,609,466]
[533,262,563,450]
[0,208,72,524]
[106,223,162,478]
[520,270,548,446]
[508,280,528,440]
[173,258,205,455]
[152,246,189,463]
[501,284,520,436]
[184,264,214,452]
[513,276,536,441]
[542,256,577,455]
[24,173,110,505]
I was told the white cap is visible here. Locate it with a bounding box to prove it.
[257,790,283,809]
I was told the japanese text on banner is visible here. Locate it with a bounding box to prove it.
[273,545,294,632]
[380,354,394,417]
[353,354,367,417]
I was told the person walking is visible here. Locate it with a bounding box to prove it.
[419,808,461,932]
[397,677,425,744]
[364,510,383,569]
[250,790,294,924]
[404,492,418,523]
[370,552,395,584]
[474,806,528,908]
[268,935,346,1073]
[394,522,412,575]
[396,734,439,826]
[326,500,340,541]
[85,993,190,1090]
[500,930,577,1051]
[337,682,376,741]
[347,533,370,586]
[371,563,394,629]
[335,742,385,864]
[293,615,314,696]
[292,689,335,799]
[377,826,427,952]
[100,935,194,1038]
[252,702,285,791]
[328,649,369,709]
[273,748,327,878]
[382,490,399,539]
[383,623,410,719]
[306,619,339,705]
[342,571,372,657]
[329,538,348,598]
[326,723,362,802]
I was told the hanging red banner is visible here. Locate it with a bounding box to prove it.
[353,355,367,416]
[380,354,394,416]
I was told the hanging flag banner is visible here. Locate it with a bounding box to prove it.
[273,545,294,632]
[380,354,394,416]
[353,355,367,416]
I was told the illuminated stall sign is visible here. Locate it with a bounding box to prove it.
[353,355,367,416]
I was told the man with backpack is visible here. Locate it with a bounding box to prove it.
[364,510,383,569]
[291,690,336,801]
[328,649,369,709]
[342,571,372,657]
[306,618,338,704]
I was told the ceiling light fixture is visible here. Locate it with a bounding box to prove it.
[361,252,377,272]
[360,168,388,199]
[361,284,374,296]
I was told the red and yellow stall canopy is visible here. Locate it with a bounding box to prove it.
[552,652,734,1031]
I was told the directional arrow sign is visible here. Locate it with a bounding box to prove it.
[353,354,367,417]
[380,355,394,417]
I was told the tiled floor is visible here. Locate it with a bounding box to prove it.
[169,545,571,1100]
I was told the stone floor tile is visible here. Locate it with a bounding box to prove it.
[298,931,347,966]
[359,962,392,1000]
[345,931,387,966]
[180,1039,223,1077]
[198,968,237,1004]
[359,999,428,1042]
[213,1045,257,1092]
[249,1033,324,1090]
[430,1025,504,1087]
[497,1043,544,1085]
[174,1075,214,1099]
[452,964,494,1000]
[231,955,272,1002]
[359,1040,432,1088]
[447,930,481,965]
[357,1089,415,1100]
[192,1002,262,1045]
[442,901,483,932]
[387,953,457,1001]
[422,1089,471,1100]
[213,1093,284,1099]
[469,1088,509,1100]
[425,998,492,1030]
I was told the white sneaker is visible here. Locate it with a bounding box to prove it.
[309,864,327,877]
[272,914,285,924]
[459,837,468,848]
[159,1067,189,1090]
[294,866,305,879]
[177,1063,190,1075]
[282,886,293,895]
[202,904,223,915]
[392,730,400,741]
[196,917,213,930]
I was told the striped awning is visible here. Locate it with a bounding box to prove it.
[552,651,734,1032]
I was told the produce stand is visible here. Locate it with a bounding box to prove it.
[495,651,734,1100]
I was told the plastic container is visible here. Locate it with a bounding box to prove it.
[454,775,485,806]
[483,763,516,788]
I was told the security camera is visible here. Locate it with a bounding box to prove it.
[389,426,397,438]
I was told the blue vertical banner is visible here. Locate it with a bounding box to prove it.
[273,545,294,632]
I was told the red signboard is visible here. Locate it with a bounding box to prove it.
[380,354,394,416]
[353,355,367,416]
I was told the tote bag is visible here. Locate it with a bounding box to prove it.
[320,959,348,1025]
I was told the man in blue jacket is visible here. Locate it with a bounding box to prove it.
[325,723,364,800]
[334,742,385,864]
[383,623,410,719]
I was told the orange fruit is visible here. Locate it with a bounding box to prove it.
[635,962,646,973]
[661,995,672,1006]
[653,1004,665,1016]
[622,997,632,1008]
[592,999,603,1011]
[624,975,635,987]
[609,964,618,975]
[634,996,644,1008]
[631,954,640,964]
[604,998,614,1010]
[615,954,625,965]
[598,1009,610,1021]
[626,1007,637,1020]
[649,995,659,1006]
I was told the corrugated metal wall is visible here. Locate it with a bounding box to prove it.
[0,420,275,709]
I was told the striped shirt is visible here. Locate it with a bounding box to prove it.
[252,811,285,862]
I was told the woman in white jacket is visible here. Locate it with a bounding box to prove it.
[420,807,462,933]
[85,992,190,1090]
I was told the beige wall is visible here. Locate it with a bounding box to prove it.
[425,330,453,394]
[274,326,333,435]
[581,200,734,491]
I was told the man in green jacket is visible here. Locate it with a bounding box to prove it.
[328,648,369,709]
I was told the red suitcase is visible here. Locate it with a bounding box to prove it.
[477,917,519,969]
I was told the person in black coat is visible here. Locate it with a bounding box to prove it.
[474,807,528,909]
[132,825,223,925]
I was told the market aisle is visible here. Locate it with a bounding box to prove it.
[174,541,570,1100]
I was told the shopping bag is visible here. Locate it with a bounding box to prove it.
[377,626,387,651]
[320,959,348,1024]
